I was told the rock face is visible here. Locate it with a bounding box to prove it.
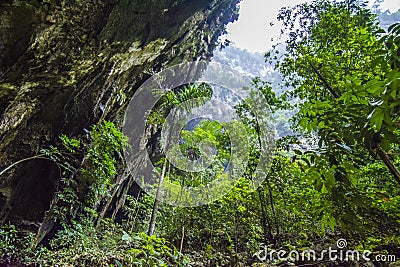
[0,0,239,226]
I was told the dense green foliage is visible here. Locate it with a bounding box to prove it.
[267,0,400,233]
[41,120,129,223]
[1,221,190,266]
[1,0,400,266]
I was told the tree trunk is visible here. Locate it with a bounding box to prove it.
[148,160,168,236]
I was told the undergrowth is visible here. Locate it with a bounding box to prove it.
[0,220,191,267]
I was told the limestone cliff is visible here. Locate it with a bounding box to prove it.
[0,0,239,227]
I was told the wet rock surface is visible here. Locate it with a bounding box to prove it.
[0,0,239,226]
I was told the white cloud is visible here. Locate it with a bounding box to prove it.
[380,0,400,12]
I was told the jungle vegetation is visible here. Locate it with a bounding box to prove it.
[1,0,400,266]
